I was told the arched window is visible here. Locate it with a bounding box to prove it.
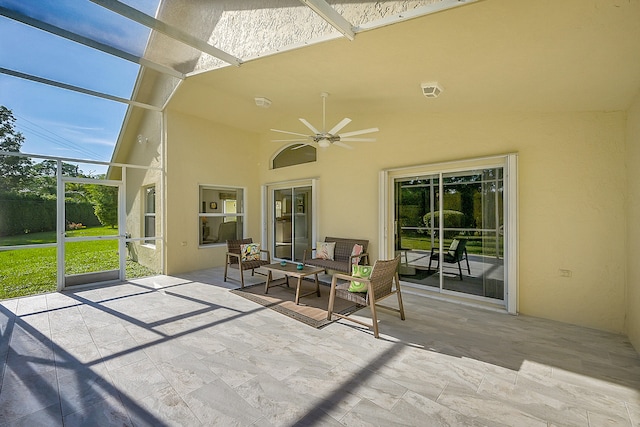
[272,144,316,169]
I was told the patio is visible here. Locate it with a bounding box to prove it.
[1,268,639,426]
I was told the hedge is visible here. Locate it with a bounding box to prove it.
[0,192,99,237]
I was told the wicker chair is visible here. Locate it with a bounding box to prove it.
[326,255,405,338]
[223,238,271,288]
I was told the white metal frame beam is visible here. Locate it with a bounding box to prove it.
[90,0,241,67]
[0,6,184,80]
[299,0,355,40]
[0,67,162,111]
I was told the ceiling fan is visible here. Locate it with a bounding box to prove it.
[271,92,378,149]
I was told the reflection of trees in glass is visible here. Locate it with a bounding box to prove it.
[423,210,464,238]
[396,179,432,230]
[397,170,504,237]
[444,169,503,231]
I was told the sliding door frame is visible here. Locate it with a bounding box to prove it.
[262,178,318,262]
[380,154,518,314]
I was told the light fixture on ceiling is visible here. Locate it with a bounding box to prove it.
[137,134,148,144]
[318,138,331,148]
[255,97,272,108]
[421,82,443,98]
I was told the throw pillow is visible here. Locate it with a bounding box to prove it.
[240,243,261,261]
[447,239,459,257]
[316,241,336,260]
[348,264,372,293]
[351,244,364,264]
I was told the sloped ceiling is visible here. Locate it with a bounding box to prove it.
[166,0,640,135]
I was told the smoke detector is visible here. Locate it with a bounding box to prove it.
[254,97,272,108]
[421,82,443,98]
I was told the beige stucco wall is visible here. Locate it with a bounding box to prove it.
[164,110,261,274]
[259,110,627,333]
[121,110,164,271]
[627,93,640,351]
[157,94,629,335]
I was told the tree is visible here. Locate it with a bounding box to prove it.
[86,184,118,228]
[0,106,33,192]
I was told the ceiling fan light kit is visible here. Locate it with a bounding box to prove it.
[271,92,379,150]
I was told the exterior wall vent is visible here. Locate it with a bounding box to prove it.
[255,97,272,108]
[421,82,443,98]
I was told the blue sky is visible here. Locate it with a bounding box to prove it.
[0,0,158,169]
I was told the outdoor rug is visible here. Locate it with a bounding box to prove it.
[230,278,363,328]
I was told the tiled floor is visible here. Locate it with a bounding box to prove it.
[1,267,639,426]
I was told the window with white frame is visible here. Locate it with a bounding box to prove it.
[199,186,243,246]
[272,144,316,169]
[144,186,156,245]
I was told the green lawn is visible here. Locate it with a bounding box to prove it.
[399,234,504,257]
[0,226,158,300]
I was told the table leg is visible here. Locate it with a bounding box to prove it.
[264,270,273,294]
[295,276,302,305]
[314,273,320,297]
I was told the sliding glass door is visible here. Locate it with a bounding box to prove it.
[269,184,313,262]
[438,169,504,298]
[390,156,514,306]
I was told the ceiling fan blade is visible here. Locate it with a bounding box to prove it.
[340,137,377,142]
[291,143,315,150]
[299,118,321,135]
[272,139,309,143]
[327,117,352,135]
[338,127,379,138]
[271,128,310,137]
[333,141,354,150]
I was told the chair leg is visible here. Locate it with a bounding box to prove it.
[223,259,229,282]
[369,300,380,339]
[395,274,406,321]
[465,257,471,274]
[457,261,463,280]
[239,268,245,288]
[326,276,337,320]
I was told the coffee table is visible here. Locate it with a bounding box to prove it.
[263,262,324,305]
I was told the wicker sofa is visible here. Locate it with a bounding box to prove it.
[303,237,369,273]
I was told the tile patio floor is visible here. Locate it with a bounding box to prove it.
[1,267,639,426]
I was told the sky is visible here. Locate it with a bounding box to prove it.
[0,0,159,173]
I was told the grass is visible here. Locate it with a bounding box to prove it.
[400,233,504,257]
[0,226,158,300]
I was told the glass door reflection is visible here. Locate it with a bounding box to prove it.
[272,186,312,261]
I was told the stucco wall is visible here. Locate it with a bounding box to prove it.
[159,96,629,334]
[260,110,627,333]
[121,110,164,272]
[164,110,261,274]
[627,93,640,351]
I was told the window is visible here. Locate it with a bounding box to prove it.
[272,144,316,169]
[199,186,244,246]
[144,186,156,245]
